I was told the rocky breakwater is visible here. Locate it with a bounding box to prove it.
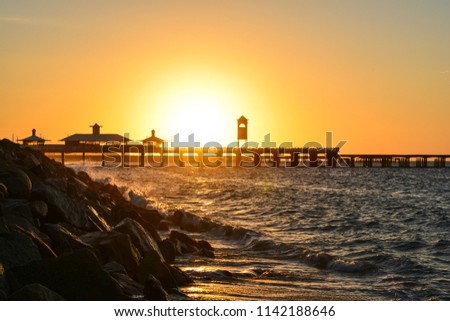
[0,139,215,300]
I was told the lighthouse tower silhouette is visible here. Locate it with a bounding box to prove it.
[237,115,248,146]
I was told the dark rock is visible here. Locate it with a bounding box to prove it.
[41,223,92,255]
[29,200,48,219]
[157,220,171,231]
[170,209,214,232]
[158,239,177,264]
[0,183,8,199]
[6,249,125,300]
[114,218,164,261]
[0,229,41,269]
[128,190,147,208]
[76,171,92,185]
[80,231,141,279]
[12,227,57,259]
[9,283,65,301]
[169,230,197,248]
[197,240,214,251]
[111,273,144,299]
[111,203,162,233]
[0,165,32,199]
[31,181,110,231]
[67,176,88,199]
[144,274,168,301]
[138,250,177,289]
[168,266,193,286]
[104,261,127,275]
[1,199,56,258]
[196,248,215,259]
[44,177,67,193]
[169,230,198,254]
[0,217,7,232]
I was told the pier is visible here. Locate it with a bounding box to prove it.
[28,144,449,168]
[18,120,449,168]
[339,154,449,168]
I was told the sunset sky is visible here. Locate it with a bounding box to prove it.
[1,0,449,153]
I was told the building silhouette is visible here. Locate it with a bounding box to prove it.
[19,129,47,146]
[61,123,129,145]
[142,129,165,148]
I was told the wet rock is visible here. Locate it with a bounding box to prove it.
[167,235,215,260]
[157,220,171,231]
[196,248,215,259]
[128,190,147,208]
[41,223,92,255]
[138,250,177,289]
[9,283,65,301]
[67,176,88,199]
[45,177,67,193]
[31,181,110,232]
[114,218,164,261]
[143,274,168,301]
[0,165,32,199]
[158,239,177,264]
[306,252,334,269]
[111,203,162,233]
[168,266,193,286]
[104,261,128,275]
[29,200,48,219]
[111,273,144,299]
[169,230,198,254]
[80,231,141,279]
[1,199,56,258]
[170,209,214,232]
[0,183,8,199]
[76,171,92,185]
[0,229,41,269]
[197,240,214,251]
[6,249,125,300]
[12,227,57,259]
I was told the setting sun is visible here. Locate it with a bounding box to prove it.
[155,81,233,143]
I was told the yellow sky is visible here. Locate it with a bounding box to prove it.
[1,1,449,153]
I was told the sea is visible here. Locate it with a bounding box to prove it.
[70,164,450,300]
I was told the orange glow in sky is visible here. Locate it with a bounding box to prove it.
[1,1,449,153]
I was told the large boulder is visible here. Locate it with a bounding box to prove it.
[0,229,41,269]
[6,249,125,300]
[158,239,177,264]
[29,200,48,220]
[170,209,214,232]
[111,203,162,230]
[1,199,56,259]
[110,273,144,299]
[41,223,92,255]
[31,181,110,232]
[143,275,168,301]
[114,218,164,261]
[9,283,65,301]
[0,165,32,199]
[138,250,177,290]
[169,230,215,258]
[80,231,141,279]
